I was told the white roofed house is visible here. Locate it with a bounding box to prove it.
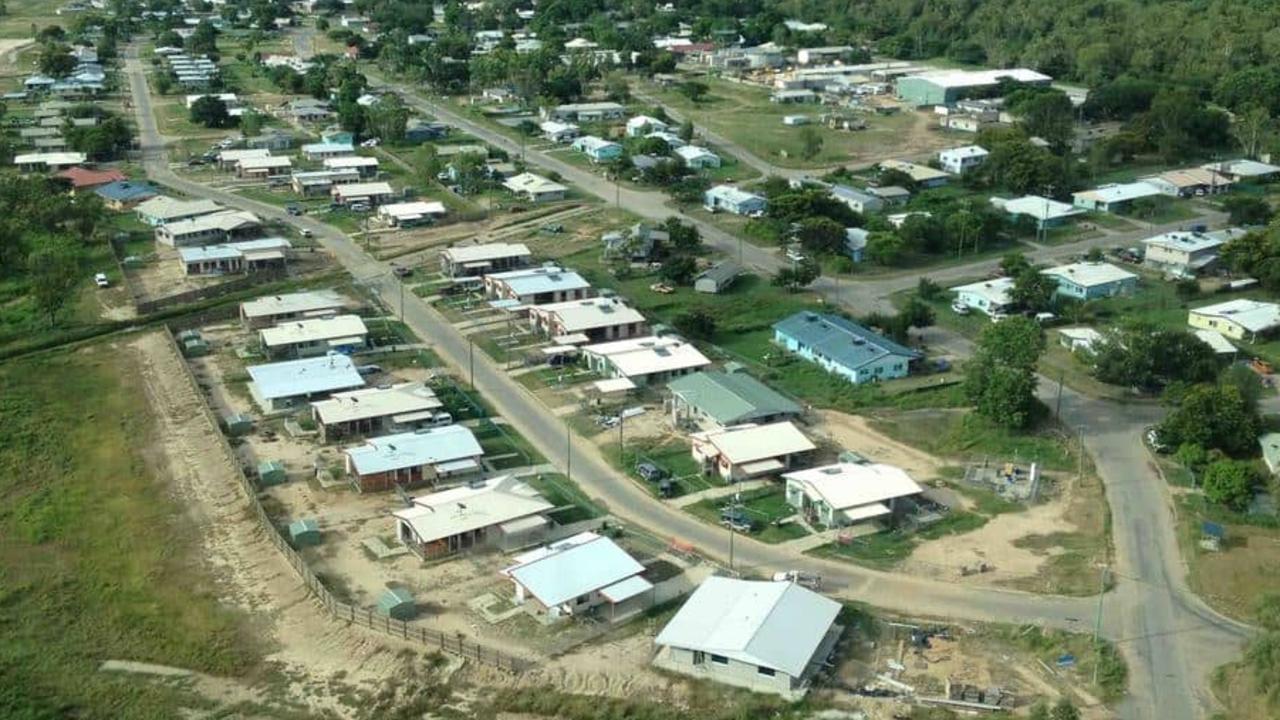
[1071,181,1163,213]
[937,145,988,175]
[1142,230,1228,277]
[301,141,355,160]
[215,147,270,170]
[541,101,626,122]
[691,421,816,482]
[323,155,380,178]
[626,114,668,137]
[392,475,554,558]
[539,120,580,143]
[703,185,767,216]
[13,151,87,172]
[675,145,721,169]
[483,265,593,306]
[582,335,711,386]
[236,155,293,179]
[783,462,923,529]
[246,353,367,413]
[1201,159,1280,183]
[1058,327,1104,353]
[440,242,532,278]
[1041,261,1137,300]
[502,532,652,622]
[344,424,485,492]
[332,181,395,206]
[178,237,291,276]
[155,210,262,247]
[135,195,223,226]
[377,200,446,227]
[652,577,842,698]
[310,382,443,442]
[1188,299,1280,342]
[239,290,348,328]
[992,195,1084,229]
[528,296,648,344]
[291,169,361,196]
[950,277,1015,317]
[503,172,568,203]
[259,314,369,358]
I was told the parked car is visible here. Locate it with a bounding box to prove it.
[428,412,452,427]
[360,138,380,148]
[772,570,822,590]
[349,202,371,213]
[636,462,667,482]
[356,364,383,376]
[285,204,302,216]
[950,301,970,315]
[300,229,313,239]
[785,247,806,263]
[720,507,753,532]
[990,311,1009,323]
[392,265,412,278]
[93,272,109,288]
[1145,427,1169,453]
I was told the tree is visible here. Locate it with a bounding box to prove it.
[1049,698,1081,720]
[1200,460,1257,510]
[1173,443,1208,474]
[37,42,75,77]
[1012,90,1075,148]
[238,110,264,137]
[603,72,629,103]
[659,254,697,285]
[365,95,410,143]
[663,218,701,253]
[772,258,819,291]
[1009,268,1057,312]
[678,81,708,103]
[677,119,694,143]
[673,308,716,340]
[27,235,83,326]
[190,95,232,128]
[864,232,906,265]
[1222,195,1274,226]
[1158,384,1260,456]
[964,316,1045,429]
[917,277,943,301]
[1000,251,1032,277]
[1231,104,1273,159]
[1092,326,1219,391]
[798,125,823,160]
[795,216,845,255]
[187,20,218,55]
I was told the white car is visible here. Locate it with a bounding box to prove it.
[360,138,380,148]
[785,248,806,263]
[989,311,1009,323]
[950,301,970,315]
[94,272,109,288]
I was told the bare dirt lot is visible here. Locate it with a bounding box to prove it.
[124,245,335,305]
[810,410,944,480]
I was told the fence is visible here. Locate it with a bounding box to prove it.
[163,328,530,673]
[137,268,286,315]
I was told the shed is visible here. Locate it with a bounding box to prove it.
[176,329,203,343]
[183,336,210,357]
[1200,521,1225,552]
[378,587,417,620]
[289,518,321,546]
[694,261,741,294]
[258,460,287,487]
[223,412,254,436]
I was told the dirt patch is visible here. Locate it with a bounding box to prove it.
[904,497,1074,582]
[810,410,944,480]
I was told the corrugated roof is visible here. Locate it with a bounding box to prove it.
[655,577,840,676]
[667,370,800,425]
[505,532,647,608]
[345,425,483,475]
[246,354,365,400]
[783,462,922,511]
[392,475,553,543]
[311,382,441,424]
[240,290,347,319]
[694,421,815,465]
[773,312,921,371]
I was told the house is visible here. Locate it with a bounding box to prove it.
[844,228,869,263]
[1201,159,1280,183]
[783,462,924,529]
[236,155,293,179]
[1142,230,1227,277]
[246,353,366,412]
[895,68,1051,106]
[541,101,626,122]
[323,155,380,178]
[571,135,623,163]
[1192,329,1237,357]
[502,532,651,621]
[135,195,222,226]
[310,382,443,442]
[155,210,262,247]
[770,89,818,104]
[1041,261,1137,300]
[344,424,484,492]
[55,166,125,191]
[503,172,568,203]
[439,242,532,278]
[1058,327,1104,353]
[301,141,355,161]
[704,185,767,216]
[625,115,668,137]
[331,181,395,206]
[653,577,841,698]
[797,46,851,65]
[240,290,348,328]
[291,169,361,196]
[867,185,911,205]
[260,314,369,358]
[246,129,295,151]
[772,312,921,384]
[13,151,86,172]
[992,195,1084,229]
[178,237,290,276]
[528,297,648,343]
[1188,299,1280,342]
[830,185,884,214]
[540,120,580,143]
[392,475,554,558]
[435,143,489,159]
[94,180,158,210]
[602,223,668,262]
[377,200,446,227]
[582,335,711,386]
[216,148,271,171]
[667,369,801,428]
[938,145,988,175]
[675,145,721,169]
[286,98,333,122]
[879,159,949,188]
[694,261,741,294]
[1143,168,1232,198]
[1071,182,1163,213]
[691,421,816,482]
[950,277,1015,317]
[484,265,593,305]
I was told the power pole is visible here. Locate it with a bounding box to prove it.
[728,492,741,573]
[565,420,572,481]
[468,336,475,390]
[1093,564,1110,686]
[1054,370,1064,419]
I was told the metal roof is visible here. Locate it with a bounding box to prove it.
[582,335,711,379]
[667,370,800,426]
[1041,261,1136,289]
[693,421,815,465]
[655,577,841,676]
[179,237,291,263]
[490,266,591,296]
[443,242,531,264]
[783,462,922,512]
[773,311,921,371]
[240,290,348,319]
[504,532,648,608]
[311,382,441,424]
[997,195,1085,221]
[246,354,365,400]
[345,425,483,475]
[1190,299,1280,333]
[392,475,553,543]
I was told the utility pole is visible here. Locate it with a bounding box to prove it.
[618,411,625,460]
[1054,370,1064,419]
[565,419,572,481]
[468,336,475,390]
[728,492,742,573]
[398,277,405,321]
[1093,564,1110,686]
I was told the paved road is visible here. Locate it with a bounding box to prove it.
[126,46,1251,719]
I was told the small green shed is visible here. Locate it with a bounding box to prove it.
[223,412,254,436]
[175,329,202,343]
[377,587,416,620]
[289,518,321,546]
[182,337,210,357]
[258,460,287,487]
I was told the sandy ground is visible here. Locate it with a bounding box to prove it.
[0,39,33,68]
[810,410,944,480]
[123,245,334,304]
[904,497,1076,583]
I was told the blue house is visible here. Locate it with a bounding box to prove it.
[1040,261,1137,300]
[571,135,623,163]
[703,185,767,216]
[772,312,921,384]
[94,180,158,210]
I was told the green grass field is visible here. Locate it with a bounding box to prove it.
[872,410,1079,472]
[0,344,264,718]
[685,485,810,544]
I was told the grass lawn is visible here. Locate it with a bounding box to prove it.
[0,238,122,354]
[600,436,715,498]
[810,511,988,569]
[474,419,547,469]
[1176,493,1280,623]
[524,472,603,524]
[872,409,1080,472]
[685,485,810,544]
[0,344,265,717]
[982,624,1128,704]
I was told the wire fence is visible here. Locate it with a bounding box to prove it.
[164,328,531,673]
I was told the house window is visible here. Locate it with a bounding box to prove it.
[710,654,729,665]
[757,665,776,677]
[576,594,590,605]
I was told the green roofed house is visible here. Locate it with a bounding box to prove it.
[378,587,416,620]
[668,369,802,429]
[258,460,286,487]
[289,518,321,546]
